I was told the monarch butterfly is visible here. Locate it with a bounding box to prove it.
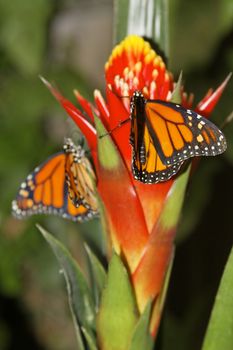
[130,91,227,183]
[12,139,98,221]
[63,138,98,212]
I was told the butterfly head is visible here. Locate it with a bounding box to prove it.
[63,138,85,163]
[130,91,146,117]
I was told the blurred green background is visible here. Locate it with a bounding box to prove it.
[0,0,232,349]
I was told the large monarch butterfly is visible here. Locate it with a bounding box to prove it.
[130,91,227,183]
[12,138,98,221]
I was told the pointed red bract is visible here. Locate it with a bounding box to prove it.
[74,89,96,123]
[196,74,232,117]
[94,89,110,126]
[41,77,97,163]
[97,156,150,272]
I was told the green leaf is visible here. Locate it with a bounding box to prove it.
[129,302,153,350]
[149,249,175,337]
[155,248,174,313]
[159,74,190,231]
[160,164,191,231]
[94,115,120,170]
[170,71,183,104]
[113,0,130,44]
[202,246,233,350]
[114,0,169,57]
[37,225,96,349]
[153,0,169,57]
[82,327,98,350]
[97,253,139,350]
[85,244,107,308]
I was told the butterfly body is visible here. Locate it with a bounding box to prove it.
[130,91,227,184]
[12,139,98,222]
[63,138,98,212]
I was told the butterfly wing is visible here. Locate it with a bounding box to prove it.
[131,112,183,183]
[12,152,97,222]
[63,138,98,212]
[145,100,227,165]
[130,92,227,183]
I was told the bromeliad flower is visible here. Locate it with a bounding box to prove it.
[13,35,229,349]
[40,35,229,333]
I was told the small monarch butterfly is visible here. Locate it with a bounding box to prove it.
[130,91,227,183]
[12,138,98,221]
[63,138,98,212]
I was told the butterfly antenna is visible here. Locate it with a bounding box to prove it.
[106,84,130,100]
[99,118,130,139]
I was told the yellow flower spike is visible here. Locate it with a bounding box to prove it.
[165,72,170,82]
[154,56,161,66]
[105,62,109,71]
[149,81,156,97]
[149,50,156,61]
[145,53,153,65]
[133,76,139,88]
[142,86,149,96]
[143,42,151,55]
[160,61,166,69]
[135,61,142,74]
[152,69,159,79]
[128,70,134,80]
[123,67,129,79]
[114,75,120,89]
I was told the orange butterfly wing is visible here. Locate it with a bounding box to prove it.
[12,152,97,222]
[130,91,227,183]
[131,119,183,183]
[64,138,98,212]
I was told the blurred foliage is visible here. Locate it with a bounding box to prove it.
[0,0,232,349]
[0,0,53,75]
[170,0,233,71]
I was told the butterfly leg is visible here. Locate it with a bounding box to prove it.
[99,118,130,139]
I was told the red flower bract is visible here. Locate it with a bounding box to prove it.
[44,35,229,335]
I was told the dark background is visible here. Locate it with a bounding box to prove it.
[0,0,232,349]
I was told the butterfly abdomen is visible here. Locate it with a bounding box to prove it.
[139,143,147,164]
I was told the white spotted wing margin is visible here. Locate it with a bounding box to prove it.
[130,91,227,184]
